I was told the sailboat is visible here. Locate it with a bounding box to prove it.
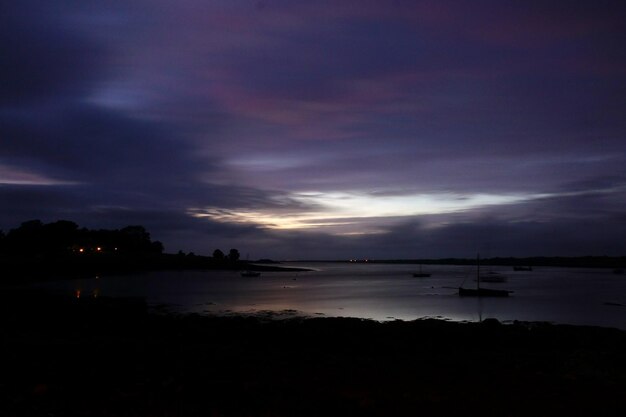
[240,253,261,277]
[459,255,512,297]
[412,264,431,278]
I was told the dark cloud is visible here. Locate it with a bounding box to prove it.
[2,103,199,181]
[0,2,108,105]
[0,185,81,229]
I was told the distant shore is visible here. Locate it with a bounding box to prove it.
[2,291,625,417]
[2,250,625,285]
[0,253,312,284]
[292,255,626,269]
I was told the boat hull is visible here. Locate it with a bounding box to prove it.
[473,274,507,283]
[458,287,511,297]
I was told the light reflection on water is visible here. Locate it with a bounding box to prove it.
[28,263,626,329]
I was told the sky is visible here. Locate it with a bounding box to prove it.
[2,0,626,259]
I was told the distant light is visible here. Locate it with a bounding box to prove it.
[79,248,84,253]
[76,290,81,299]
[96,247,101,251]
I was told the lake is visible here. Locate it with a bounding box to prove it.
[26,262,626,329]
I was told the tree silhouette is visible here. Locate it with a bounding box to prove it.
[228,248,240,262]
[0,220,164,257]
[151,241,164,254]
[213,249,225,261]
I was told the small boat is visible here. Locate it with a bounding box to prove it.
[459,255,512,297]
[412,264,431,278]
[513,266,532,271]
[474,271,507,283]
[240,270,261,277]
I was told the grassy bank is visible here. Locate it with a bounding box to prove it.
[2,291,626,416]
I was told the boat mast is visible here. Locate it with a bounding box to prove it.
[476,253,480,290]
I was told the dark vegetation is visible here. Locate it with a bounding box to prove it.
[2,291,626,417]
[0,220,304,282]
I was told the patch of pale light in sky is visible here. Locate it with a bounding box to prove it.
[86,82,151,112]
[0,164,77,186]
[187,207,352,230]
[291,192,532,218]
[188,191,540,233]
[228,155,313,171]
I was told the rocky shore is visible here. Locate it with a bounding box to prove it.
[2,291,625,416]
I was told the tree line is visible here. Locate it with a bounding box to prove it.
[0,219,247,265]
[0,219,163,258]
[0,220,255,281]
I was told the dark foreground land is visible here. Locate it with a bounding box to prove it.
[2,292,626,417]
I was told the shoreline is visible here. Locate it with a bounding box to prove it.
[2,291,626,416]
[0,257,313,285]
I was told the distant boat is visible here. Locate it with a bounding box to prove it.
[459,255,512,297]
[240,270,261,277]
[513,266,532,271]
[412,264,431,278]
[474,271,507,283]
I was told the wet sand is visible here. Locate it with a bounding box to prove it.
[2,291,626,416]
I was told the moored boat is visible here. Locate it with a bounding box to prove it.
[459,255,512,297]
[513,266,532,271]
[474,271,507,283]
[412,264,431,277]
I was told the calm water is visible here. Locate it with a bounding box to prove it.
[27,263,626,329]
